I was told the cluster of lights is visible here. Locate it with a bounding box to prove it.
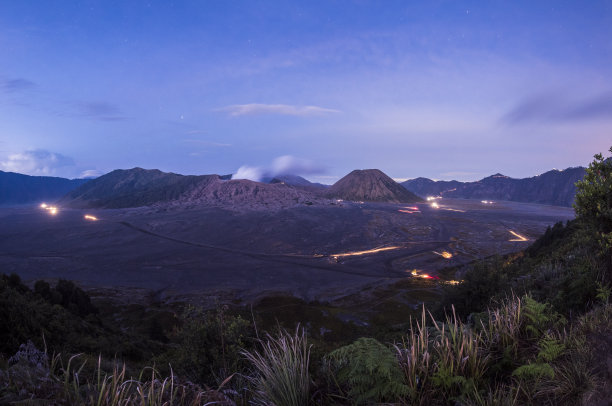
[481,200,494,204]
[40,203,58,215]
[426,196,441,201]
[430,202,440,209]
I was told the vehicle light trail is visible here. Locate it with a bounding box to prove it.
[433,251,453,259]
[481,200,494,204]
[40,203,58,215]
[431,202,439,209]
[508,230,528,241]
[409,269,439,279]
[398,209,420,214]
[84,215,98,221]
[331,246,401,260]
[442,208,465,213]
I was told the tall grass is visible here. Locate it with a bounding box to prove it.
[431,305,489,396]
[480,294,524,368]
[395,305,489,404]
[242,327,311,406]
[394,306,433,404]
[2,349,234,405]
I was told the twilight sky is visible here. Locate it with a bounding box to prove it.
[1,1,611,183]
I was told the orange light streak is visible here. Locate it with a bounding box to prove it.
[331,246,400,259]
[84,215,98,221]
[433,251,453,259]
[508,230,528,242]
[409,269,439,279]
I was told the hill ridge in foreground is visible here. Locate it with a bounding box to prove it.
[326,169,422,203]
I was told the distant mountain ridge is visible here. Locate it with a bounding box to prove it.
[59,167,422,209]
[60,168,326,210]
[267,174,328,190]
[59,168,218,208]
[0,170,90,206]
[16,165,584,210]
[402,167,586,207]
[327,169,422,203]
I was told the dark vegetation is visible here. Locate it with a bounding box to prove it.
[1,147,611,405]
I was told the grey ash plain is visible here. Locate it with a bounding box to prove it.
[0,198,574,305]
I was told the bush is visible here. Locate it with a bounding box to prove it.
[326,337,409,405]
[574,146,612,272]
[168,305,253,386]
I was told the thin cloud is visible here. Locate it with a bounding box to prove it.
[216,103,340,117]
[566,92,612,120]
[79,169,103,178]
[0,149,75,176]
[271,155,324,175]
[1,77,36,93]
[232,155,326,181]
[502,91,612,125]
[75,101,127,121]
[183,139,232,147]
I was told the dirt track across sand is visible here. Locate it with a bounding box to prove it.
[0,198,574,302]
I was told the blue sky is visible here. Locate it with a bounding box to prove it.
[1,1,611,183]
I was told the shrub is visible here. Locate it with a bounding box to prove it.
[169,305,252,386]
[326,337,409,405]
[574,146,612,272]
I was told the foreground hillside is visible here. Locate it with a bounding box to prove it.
[0,170,90,206]
[403,167,586,206]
